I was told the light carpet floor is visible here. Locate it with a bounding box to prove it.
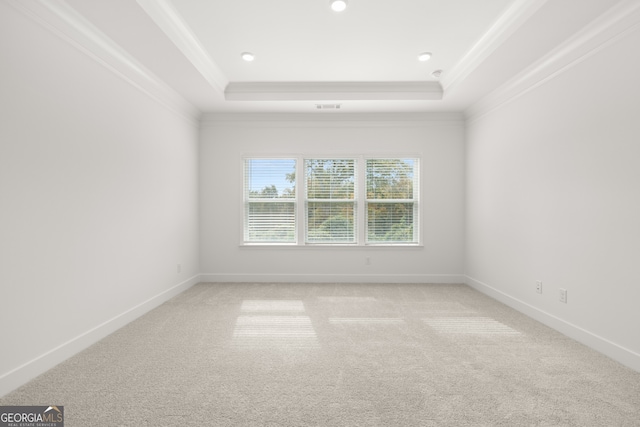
[2,282,639,426]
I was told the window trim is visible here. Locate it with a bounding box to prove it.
[365,157,420,245]
[242,156,298,244]
[304,157,357,244]
[241,154,422,247]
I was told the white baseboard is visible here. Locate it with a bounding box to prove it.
[200,273,465,284]
[465,275,640,372]
[0,274,201,398]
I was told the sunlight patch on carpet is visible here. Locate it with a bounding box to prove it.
[240,300,305,312]
[413,302,474,313]
[317,296,378,303]
[232,315,319,348]
[423,317,521,335]
[329,317,405,325]
[232,300,319,348]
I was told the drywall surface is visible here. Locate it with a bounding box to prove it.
[200,115,465,283]
[0,3,199,395]
[465,24,640,367]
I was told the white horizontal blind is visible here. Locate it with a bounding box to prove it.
[305,159,356,243]
[366,158,419,244]
[244,158,296,243]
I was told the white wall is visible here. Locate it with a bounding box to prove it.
[200,115,465,283]
[465,24,640,370]
[0,2,200,395]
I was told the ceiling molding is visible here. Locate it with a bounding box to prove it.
[442,0,550,94]
[224,82,443,101]
[465,0,640,123]
[136,0,228,94]
[200,112,464,128]
[7,0,199,123]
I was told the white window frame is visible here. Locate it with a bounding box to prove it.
[304,158,358,245]
[242,154,421,247]
[242,157,298,245]
[364,157,420,245]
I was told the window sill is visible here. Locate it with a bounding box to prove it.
[240,243,424,249]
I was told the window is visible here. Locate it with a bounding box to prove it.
[243,158,296,243]
[243,156,419,245]
[366,158,419,244]
[305,159,356,243]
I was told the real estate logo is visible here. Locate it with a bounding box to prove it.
[0,406,64,427]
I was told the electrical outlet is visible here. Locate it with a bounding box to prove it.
[536,281,542,294]
[559,288,567,303]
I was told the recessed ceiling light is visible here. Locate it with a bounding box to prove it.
[241,52,255,62]
[330,0,347,12]
[418,52,432,62]
[432,69,443,78]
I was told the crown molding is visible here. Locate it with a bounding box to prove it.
[200,112,464,128]
[442,0,550,94]
[465,0,640,123]
[225,81,444,101]
[136,0,228,94]
[7,0,199,124]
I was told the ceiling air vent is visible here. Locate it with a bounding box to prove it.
[316,104,341,110]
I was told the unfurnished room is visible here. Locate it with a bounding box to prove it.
[1,0,639,425]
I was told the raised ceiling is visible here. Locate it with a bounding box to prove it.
[17,0,624,115]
